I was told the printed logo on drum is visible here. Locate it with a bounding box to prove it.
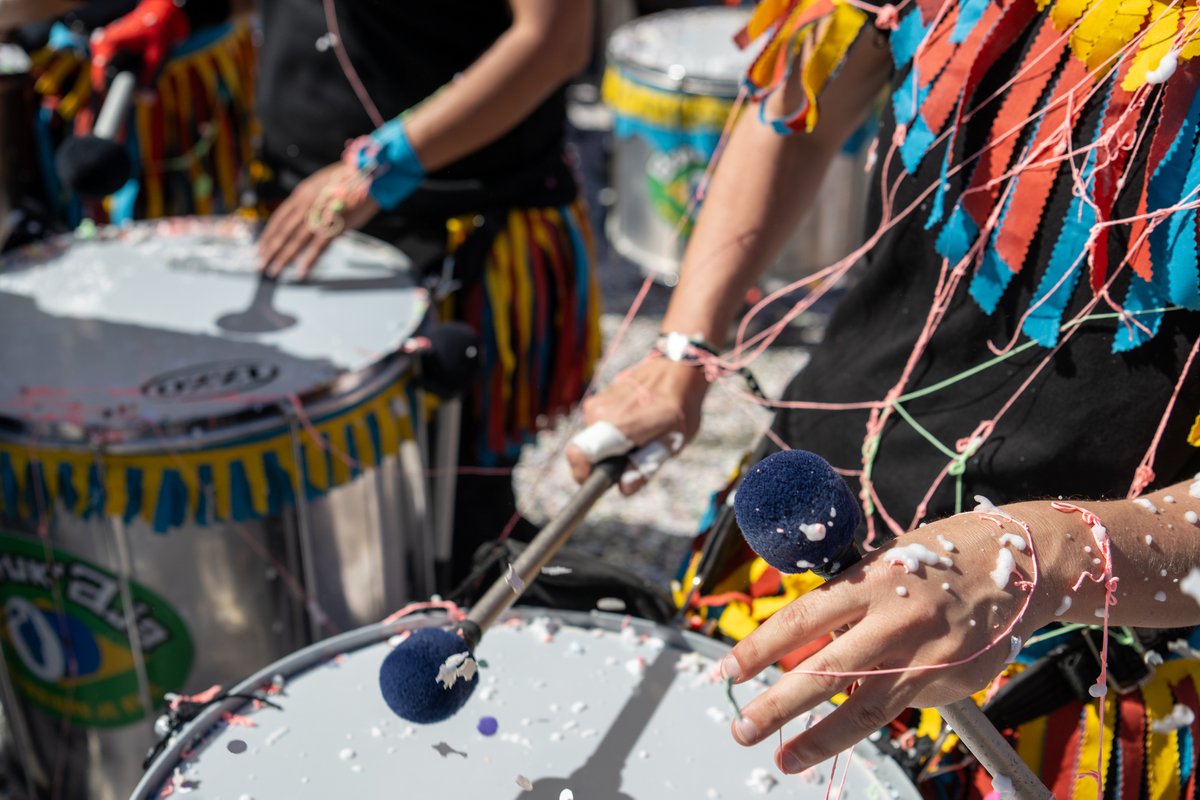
[0,533,193,728]
[645,146,706,234]
[142,359,280,401]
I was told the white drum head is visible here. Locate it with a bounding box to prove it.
[608,8,754,89]
[0,218,428,436]
[136,611,921,799]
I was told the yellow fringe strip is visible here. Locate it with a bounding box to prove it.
[0,378,414,530]
[601,68,738,132]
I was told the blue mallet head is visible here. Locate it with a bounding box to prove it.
[733,450,861,577]
[379,627,479,724]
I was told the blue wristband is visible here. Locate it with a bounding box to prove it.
[359,118,426,211]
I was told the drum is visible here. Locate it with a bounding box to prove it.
[0,216,433,799]
[603,9,871,287]
[134,608,922,799]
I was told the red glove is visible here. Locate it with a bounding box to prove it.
[90,0,191,91]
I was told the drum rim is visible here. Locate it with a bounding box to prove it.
[0,217,428,454]
[132,608,924,800]
[606,7,752,97]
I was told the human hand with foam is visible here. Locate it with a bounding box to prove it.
[724,450,1200,778]
[566,349,709,495]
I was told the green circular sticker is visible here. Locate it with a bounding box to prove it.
[0,532,194,728]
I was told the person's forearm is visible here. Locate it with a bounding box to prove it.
[403,0,591,174]
[992,480,1200,633]
[660,33,889,347]
[659,113,842,346]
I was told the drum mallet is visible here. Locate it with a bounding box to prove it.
[55,70,136,197]
[733,449,1052,799]
[377,456,625,724]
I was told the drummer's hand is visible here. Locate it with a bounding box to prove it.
[722,513,1057,775]
[258,161,380,280]
[566,357,708,495]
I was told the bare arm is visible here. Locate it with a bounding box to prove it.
[726,477,1200,773]
[404,0,591,172]
[566,32,890,490]
[259,0,592,276]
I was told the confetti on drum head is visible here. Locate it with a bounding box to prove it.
[515,774,533,791]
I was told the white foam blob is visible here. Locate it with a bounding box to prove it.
[799,522,826,541]
[1054,596,1072,616]
[999,533,1027,552]
[1151,704,1196,732]
[991,548,1016,589]
[1181,567,1200,605]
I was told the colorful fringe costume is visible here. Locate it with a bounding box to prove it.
[28,21,256,226]
[443,201,602,466]
[676,0,1200,795]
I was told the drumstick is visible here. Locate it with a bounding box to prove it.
[732,450,1052,800]
[378,456,625,724]
[55,71,135,197]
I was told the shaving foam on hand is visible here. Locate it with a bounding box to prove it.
[569,421,635,463]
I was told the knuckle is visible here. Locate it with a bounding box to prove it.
[844,697,894,734]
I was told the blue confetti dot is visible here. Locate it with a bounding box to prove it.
[477,716,498,736]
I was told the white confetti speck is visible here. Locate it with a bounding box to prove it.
[706,706,729,723]
[560,791,575,800]
[339,748,355,761]
[895,586,908,597]
[1146,535,1155,545]
[799,522,826,541]
[638,749,650,759]
[1055,596,1072,616]
[1134,497,1159,514]
[1089,683,1107,698]
[1156,591,1168,602]
[597,596,626,612]
[516,775,533,791]
[747,767,779,794]
[1151,704,1195,732]
[370,726,382,738]
[266,726,289,746]
[941,582,951,591]
[436,652,477,690]
[570,701,588,714]
[1181,567,1200,605]
[1187,511,1199,525]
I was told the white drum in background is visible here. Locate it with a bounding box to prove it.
[0,216,432,799]
[604,8,872,288]
[134,609,922,799]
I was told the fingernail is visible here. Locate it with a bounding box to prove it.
[732,716,759,744]
[779,750,805,774]
[719,654,741,682]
